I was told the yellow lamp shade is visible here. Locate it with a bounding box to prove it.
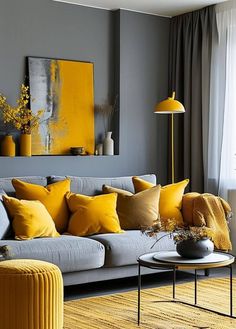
[155,92,185,114]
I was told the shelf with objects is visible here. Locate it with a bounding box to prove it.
[0,57,120,158]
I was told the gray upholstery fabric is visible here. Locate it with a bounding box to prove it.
[89,230,176,267]
[0,189,11,239]
[0,174,176,287]
[0,236,105,273]
[49,174,156,195]
[0,189,6,199]
[63,264,166,286]
[0,176,47,196]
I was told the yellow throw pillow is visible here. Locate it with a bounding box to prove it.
[12,179,70,233]
[103,185,161,230]
[2,195,60,240]
[182,192,201,226]
[132,177,189,226]
[66,192,123,236]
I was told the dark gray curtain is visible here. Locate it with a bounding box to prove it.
[169,6,216,192]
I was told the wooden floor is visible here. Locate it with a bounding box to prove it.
[64,264,236,301]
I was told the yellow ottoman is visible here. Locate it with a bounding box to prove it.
[0,259,63,329]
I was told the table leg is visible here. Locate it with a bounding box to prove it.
[230,264,233,317]
[173,267,176,299]
[194,269,197,305]
[138,263,141,325]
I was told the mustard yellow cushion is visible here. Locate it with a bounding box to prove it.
[132,177,189,225]
[2,195,60,240]
[66,192,123,236]
[12,179,70,233]
[182,192,201,226]
[103,185,161,230]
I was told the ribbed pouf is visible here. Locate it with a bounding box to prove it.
[0,259,63,329]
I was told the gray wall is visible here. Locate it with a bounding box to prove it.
[119,10,169,183]
[0,0,170,184]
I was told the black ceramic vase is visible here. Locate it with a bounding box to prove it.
[176,238,214,259]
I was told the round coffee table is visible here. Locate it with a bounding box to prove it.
[137,251,235,325]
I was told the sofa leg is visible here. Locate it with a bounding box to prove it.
[204,269,210,276]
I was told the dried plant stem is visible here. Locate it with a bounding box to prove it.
[0,84,44,134]
[151,233,172,249]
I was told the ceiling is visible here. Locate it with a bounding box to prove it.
[53,0,227,17]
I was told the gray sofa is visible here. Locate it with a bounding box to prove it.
[0,174,176,286]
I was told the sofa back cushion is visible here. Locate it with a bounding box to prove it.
[0,176,47,196]
[49,174,156,196]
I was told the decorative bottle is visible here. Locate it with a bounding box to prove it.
[103,131,114,155]
[1,134,16,157]
[20,133,31,157]
[96,143,103,155]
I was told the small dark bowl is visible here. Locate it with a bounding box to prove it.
[70,147,85,155]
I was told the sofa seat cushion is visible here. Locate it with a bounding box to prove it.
[89,230,176,267]
[49,174,156,195]
[0,236,105,273]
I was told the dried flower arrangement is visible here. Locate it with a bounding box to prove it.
[0,84,44,134]
[95,95,118,135]
[142,218,213,249]
[0,245,11,261]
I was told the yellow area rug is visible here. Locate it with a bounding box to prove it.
[64,278,236,329]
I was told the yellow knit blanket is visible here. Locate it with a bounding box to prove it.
[182,193,232,251]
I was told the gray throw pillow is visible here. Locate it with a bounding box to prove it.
[0,189,11,239]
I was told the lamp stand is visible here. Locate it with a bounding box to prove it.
[171,113,175,184]
[154,91,185,184]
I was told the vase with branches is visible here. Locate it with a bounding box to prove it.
[142,218,214,258]
[0,84,43,134]
[95,95,118,155]
[95,95,118,135]
[0,84,44,156]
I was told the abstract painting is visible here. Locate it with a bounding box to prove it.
[28,57,94,155]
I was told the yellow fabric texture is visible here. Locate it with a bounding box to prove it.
[12,178,70,233]
[132,177,189,225]
[0,259,63,329]
[66,192,123,236]
[2,195,59,240]
[182,192,201,226]
[64,278,236,329]
[191,193,232,250]
[103,185,161,230]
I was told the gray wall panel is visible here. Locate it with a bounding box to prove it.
[119,10,170,184]
[0,1,170,184]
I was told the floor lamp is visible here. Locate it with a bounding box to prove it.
[154,92,185,184]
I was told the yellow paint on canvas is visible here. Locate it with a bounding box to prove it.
[49,60,94,155]
[31,128,42,155]
[31,59,94,155]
